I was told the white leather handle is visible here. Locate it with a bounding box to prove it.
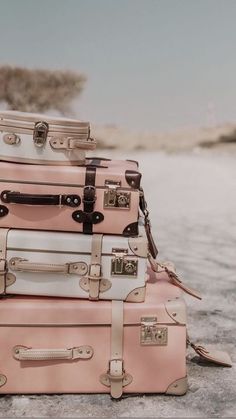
[13,345,94,361]
[49,137,96,151]
[9,258,88,276]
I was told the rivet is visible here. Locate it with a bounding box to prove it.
[134,246,138,251]
[172,312,177,317]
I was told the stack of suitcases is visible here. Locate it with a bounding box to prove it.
[0,111,231,399]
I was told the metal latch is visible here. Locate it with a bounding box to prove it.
[33,121,49,148]
[140,317,168,346]
[111,248,138,277]
[104,180,131,209]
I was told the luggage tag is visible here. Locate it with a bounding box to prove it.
[148,254,202,300]
[187,338,232,367]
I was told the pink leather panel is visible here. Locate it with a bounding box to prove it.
[0,275,186,394]
[0,159,140,234]
[0,274,183,326]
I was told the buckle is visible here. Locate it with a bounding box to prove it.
[108,359,125,380]
[88,263,101,280]
[83,186,96,204]
[0,259,7,275]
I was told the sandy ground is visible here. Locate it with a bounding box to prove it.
[93,123,236,153]
[0,150,235,418]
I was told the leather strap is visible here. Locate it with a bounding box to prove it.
[13,345,94,361]
[88,234,103,300]
[187,339,232,367]
[109,301,124,399]
[0,229,9,294]
[139,187,158,258]
[83,167,97,234]
[1,191,81,208]
[148,254,202,300]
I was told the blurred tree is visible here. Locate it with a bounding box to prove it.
[0,66,86,114]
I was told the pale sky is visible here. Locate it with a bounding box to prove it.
[0,0,236,131]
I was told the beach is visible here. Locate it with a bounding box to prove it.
[1,150,235,418]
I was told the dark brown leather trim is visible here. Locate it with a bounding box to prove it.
[0,205,9,218]
[1,191,81,208]
[83,167,97,234]
[126,159,139,168]
[145,221,158,258]
[86,157,111,161]
[72,210,104,225]
[125,170,142,189]
[123,222,139,236]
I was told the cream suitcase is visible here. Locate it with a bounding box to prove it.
[0,111,96,165]
[0,274,187,398]
[0,225,148,301]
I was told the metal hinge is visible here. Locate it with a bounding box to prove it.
[140,317,168,346]
[111,248,138,277]
[33,121,49,148]
[104,180,131,209]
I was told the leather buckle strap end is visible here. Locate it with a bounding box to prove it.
[83,186,96,204]
[88,263,102,300]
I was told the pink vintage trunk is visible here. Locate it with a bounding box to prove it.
[0,158,141,236]
[0,272,187,396]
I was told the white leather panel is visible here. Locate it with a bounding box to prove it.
[5,226,147,301]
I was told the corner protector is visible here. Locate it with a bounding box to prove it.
[0,205,9,218]
[125,170,142,189]
[165,299,186,325]
[128,236,148,258]
[0,374,7,388]
[165,376,188,396]
[123,222,139,237]
[125,286,146,302]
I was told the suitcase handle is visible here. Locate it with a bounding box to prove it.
[49,137,96,151]
[1,190,81,207]
[9,257,88,275]
[13,345,94,361]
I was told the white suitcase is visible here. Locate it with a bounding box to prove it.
[0,111,96,165]
[0,225,148,301]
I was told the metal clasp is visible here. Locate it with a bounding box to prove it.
[33,121,49,148]
[111,248,138,277]
[140,317,168,346]
[104,180,131,209]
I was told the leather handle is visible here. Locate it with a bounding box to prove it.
[13,345,94,361]
[1,190,81,208]
[9,258,88,276]
[49,137,96,151]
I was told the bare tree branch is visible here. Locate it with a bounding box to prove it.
[0,66,86,114]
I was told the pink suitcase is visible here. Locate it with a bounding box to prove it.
[0,271,187,398]
[0,157,143,237]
